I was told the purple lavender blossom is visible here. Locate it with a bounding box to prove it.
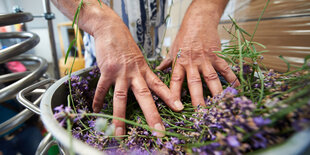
[171,137,180,145]
[253,117,271,127]
[226,136,240,147]
[223,87,238,96]
[165,142,174,150]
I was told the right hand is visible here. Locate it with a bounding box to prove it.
[92,17,184,138]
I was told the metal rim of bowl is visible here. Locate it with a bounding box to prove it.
[40,67,103,155]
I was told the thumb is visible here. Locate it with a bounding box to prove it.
[156,56,172,70]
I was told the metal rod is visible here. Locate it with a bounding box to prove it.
[0,32,40,63]
[17,78,55,115]
[0,12,33,27]
[43,0,60,79]
[0,95,42,136]
[0,71,31,83]
[0,55,48,102]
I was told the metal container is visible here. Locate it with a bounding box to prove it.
[18,67,101,155]
[18,67,310,155]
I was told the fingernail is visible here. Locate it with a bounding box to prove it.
[115,127,124,136]
[153,123,165,137]
[174,100,184,111]
[93,107,100,113]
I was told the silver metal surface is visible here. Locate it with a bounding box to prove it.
[0,92,43,136]
[17,79,55,115]
[40,67,310,155]
[40,67,103,155]
[0,71,31,83]
[0,55,48,102]
[0,32,40,63]
[43,0,60,79]
[35,133,57,155]
[0,12,33,26]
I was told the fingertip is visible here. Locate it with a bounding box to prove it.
[153,123,166,138]
[231,78,241,87]
[173,100,184,112]
[93,106,101,113]
[155,66,162,70]
[156,58,172,71]
[115,127,125,139]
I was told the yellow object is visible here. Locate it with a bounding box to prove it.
[57,22,85,77]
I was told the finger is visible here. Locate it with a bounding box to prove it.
[131,76,165,137]
[93,75,112,113]
[213,58,240,87]
[112,78,128,138]
[145,70,183,112]
[200,62,223,96]
[170,64,185,100]
[156,56,172,70]
[186,66,205,107]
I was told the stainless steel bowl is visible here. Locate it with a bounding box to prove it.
[18,67,102,155]
[40,67,102,155]
[18,67,310,155]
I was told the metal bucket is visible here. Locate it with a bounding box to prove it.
[18,67,102,155]
[17,67,310,155]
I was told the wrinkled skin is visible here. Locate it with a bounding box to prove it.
[51,0,239,138]
[92,22,184,137]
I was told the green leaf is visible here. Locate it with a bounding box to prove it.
[97,0,102,7]
[302,55,310,68]
[251,41,266,49]
[250,0,270,42]
[279,55,291,72]
[72,0,83,27]
[257,50,269,54]
[64,39,76,64]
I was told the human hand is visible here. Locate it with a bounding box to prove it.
[51,0,183,138]
[92,18,184,138]
[156,0,240,107]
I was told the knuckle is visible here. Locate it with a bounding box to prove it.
[188,76,202,85]
[171,75,183,82]
[114,90,127,100]
[96,85,108,95]
[136,88,151,96]
[204,72,218,81]
[220,66,231,76]
[104,63,118,73]
[151,77,165,88]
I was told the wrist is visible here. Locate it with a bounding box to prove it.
[79,4,123,36]
[182,0,228,26]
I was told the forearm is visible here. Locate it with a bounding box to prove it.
[51,0,122,36]
[181,0,228,29]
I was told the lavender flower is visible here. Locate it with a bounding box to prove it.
[223,87,238,96]
[253,117,271,127]
[226,136,240,147]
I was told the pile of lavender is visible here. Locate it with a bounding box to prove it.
[54,58,310,154]
[54,10,310,154]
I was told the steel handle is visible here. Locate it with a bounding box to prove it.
[36,132,67,155]
[0,12,33,26]
[0,89,45,136]
[0,71,31,83]
[17,79,55,115]
[0,32,40,63]
[0,55,48,102]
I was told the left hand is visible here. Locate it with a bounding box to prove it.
[156,0,240,107]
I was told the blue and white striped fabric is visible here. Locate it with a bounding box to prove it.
[83,0,168,67]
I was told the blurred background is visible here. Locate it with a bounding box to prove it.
[163,0,310,72]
